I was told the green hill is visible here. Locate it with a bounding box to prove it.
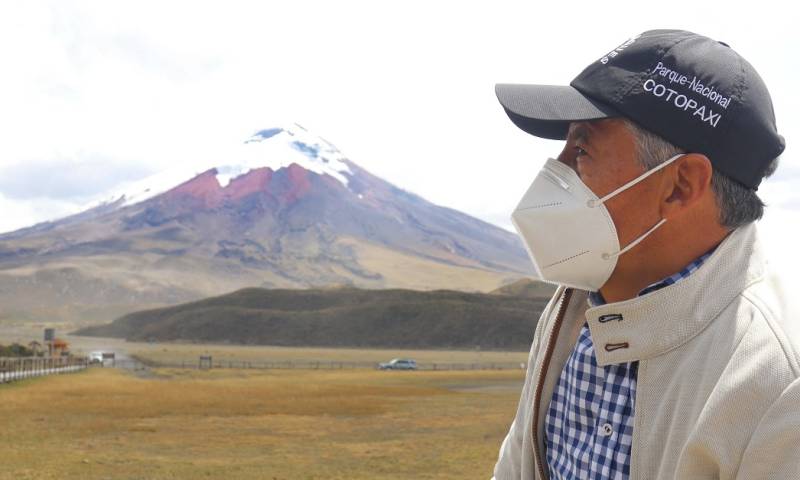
[74,286,554,350]
[490,278,557,298]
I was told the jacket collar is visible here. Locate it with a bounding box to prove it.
[584,223,766,366]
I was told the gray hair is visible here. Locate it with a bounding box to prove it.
[621,118,780,229]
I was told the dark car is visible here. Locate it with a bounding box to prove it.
[378,358,417,370]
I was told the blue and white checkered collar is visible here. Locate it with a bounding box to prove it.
[587,247,717,308]
[579,224,764,367]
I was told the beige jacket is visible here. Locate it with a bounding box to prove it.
[492,223,800,480]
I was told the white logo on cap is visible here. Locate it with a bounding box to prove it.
[651,62,732,109]
[600,34,642,65]
[643,79,722,127]
[641,61,734,128]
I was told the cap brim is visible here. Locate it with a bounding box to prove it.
[495,84,620,140]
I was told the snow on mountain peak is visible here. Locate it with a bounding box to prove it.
[92,123,355,211]
[226,123,353,188]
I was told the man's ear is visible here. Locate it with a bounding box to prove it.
[660,153,713,220]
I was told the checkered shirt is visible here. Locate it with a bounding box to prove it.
[544,249,714,479]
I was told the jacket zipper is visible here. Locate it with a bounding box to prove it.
[532,287,573,480]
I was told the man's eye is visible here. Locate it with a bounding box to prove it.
[574,146,588,157]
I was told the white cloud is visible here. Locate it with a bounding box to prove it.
[756,204,800,294]
[0,0,796,287]
[0,153,154,201]
[0,192,86,234]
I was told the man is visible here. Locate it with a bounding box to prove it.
[492,29,799,480]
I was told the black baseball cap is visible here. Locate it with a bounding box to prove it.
[496,29,785,190]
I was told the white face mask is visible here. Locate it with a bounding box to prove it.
[511,153,684,291]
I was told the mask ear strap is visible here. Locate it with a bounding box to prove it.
[589,153,684,207]
[603,218,668,260]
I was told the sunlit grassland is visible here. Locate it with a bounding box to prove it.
[127,342,529,366]
[0,367,523,479]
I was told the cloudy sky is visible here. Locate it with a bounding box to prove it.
[0,1,797,279]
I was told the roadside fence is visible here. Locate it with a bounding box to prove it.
[0,356,88,384]
[122,357,526,371]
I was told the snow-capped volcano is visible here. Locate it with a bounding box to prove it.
[97,123,355,209]
[236,124,353,187]
[0,124,533,326]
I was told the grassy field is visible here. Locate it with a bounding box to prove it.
[126,343,529,366]
[0,366,523,479]
[0,323,530,368]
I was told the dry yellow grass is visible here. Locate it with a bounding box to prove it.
[127,343,529,367]
[0,366,524,479]
[0,325,530,368]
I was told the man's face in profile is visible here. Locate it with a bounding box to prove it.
[557,119,666,256]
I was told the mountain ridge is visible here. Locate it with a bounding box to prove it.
[0,124,533,325]
[74,285,552,350]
